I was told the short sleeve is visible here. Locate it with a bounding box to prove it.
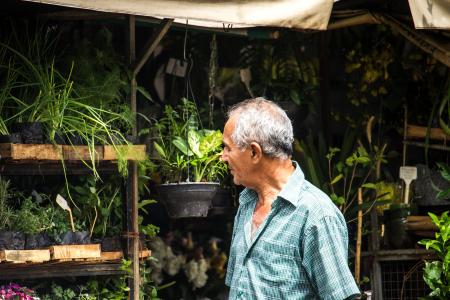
[225,206,241,287]
[302,215,361,300]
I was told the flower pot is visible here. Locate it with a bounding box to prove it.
[101,236,123,252]
[59,231,91,245]
[384,204,414,249]
[11,122,44,144]
[0,133,22,144]
[25,232,52,249]
[0,231,25,250]
[157,183,229,218]
[414,164,450,206]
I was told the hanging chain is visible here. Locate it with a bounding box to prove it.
[208,34,218,128]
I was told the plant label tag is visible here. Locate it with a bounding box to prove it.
[400,166,417,184]
[56,194,70,211]
[400,166,417,204]
[166,58,188,77]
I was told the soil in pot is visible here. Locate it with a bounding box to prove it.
[11,122,44,144]
[0,231,25,250]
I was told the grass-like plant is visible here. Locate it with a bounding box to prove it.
[0,177,14,230]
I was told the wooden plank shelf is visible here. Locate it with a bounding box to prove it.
[0,261,125,279]
[0,250,151,279]
[362,248,436,261]
[0,143,146,161]
[0,161,119,175]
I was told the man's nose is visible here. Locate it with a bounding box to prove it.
[220,150,227,162]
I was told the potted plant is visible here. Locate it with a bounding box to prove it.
[152,98,229,218]
[0,177,25,250]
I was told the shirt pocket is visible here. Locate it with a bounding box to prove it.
[254,239,298,282]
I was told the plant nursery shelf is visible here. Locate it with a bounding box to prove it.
[0,250,150,279]
[0,143,146,161]
[362,248,436,261]
[0,261,125,279]
[0,161,119,175]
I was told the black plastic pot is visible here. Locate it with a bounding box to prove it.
[0,231,25,250]
[414,164,450,206]
[59,231,91,245]
[11,122,44,144]
[157,183,229,218]
[25,232,52,249]
[384,205,413,249]
[101,236,123,252]
[0,133,22,144]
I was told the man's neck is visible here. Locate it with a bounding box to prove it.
[252,158,295,206]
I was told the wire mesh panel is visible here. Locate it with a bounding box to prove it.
[381,260,430,300]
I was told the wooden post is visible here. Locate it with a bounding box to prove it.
[126,16,172,300]
[126,15,140,300]
[355,188,363,284]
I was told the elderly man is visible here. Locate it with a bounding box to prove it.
[221,98,360,299]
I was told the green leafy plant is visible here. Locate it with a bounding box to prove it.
[418,211,450,299]
[239,33,319,106]
[12,195,55,234]
[435,162,450,200]
[296,120,390,221]
[0,177,14,230]
[152,98,227,183]
[67,175,122,238]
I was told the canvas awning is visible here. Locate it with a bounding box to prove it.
[408,0,450,29]
[22,0,334,30]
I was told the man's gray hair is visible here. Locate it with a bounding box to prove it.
[227,97,294,159]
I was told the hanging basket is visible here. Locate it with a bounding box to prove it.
[157,182,229,218]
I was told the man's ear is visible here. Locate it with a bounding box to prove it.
[249,142,262,161]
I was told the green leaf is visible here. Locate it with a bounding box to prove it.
[356,156,371,164]
[153,142,166,159]
[330,193,345,205]
[172,136,191,156]
[198,130,222,157]
[187,130,202,158]
[362,183,376,189]
[330,174,343,185]
[437,189,450,199]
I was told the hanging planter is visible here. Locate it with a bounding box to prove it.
[157,182,229,218]
[151,98,230,218]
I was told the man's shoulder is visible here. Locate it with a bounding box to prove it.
[297,180,345,222]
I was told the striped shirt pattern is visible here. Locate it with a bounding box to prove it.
[225,162,360,299]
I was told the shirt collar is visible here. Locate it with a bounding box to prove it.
[239,161,305,207]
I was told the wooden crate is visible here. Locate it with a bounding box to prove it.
[100,249,151,261]
[0,249,50,263]
[103,145,146,161]
[62,145,104,160]
[0,143,62,160]
[50,244,101,260]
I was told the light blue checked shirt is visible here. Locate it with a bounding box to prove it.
[225,162,360,299]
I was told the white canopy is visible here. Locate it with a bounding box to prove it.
[408,0,450,29]
[23,0,334,30]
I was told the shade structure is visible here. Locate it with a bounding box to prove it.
[22,0,334,30]
[408,0,450,29]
